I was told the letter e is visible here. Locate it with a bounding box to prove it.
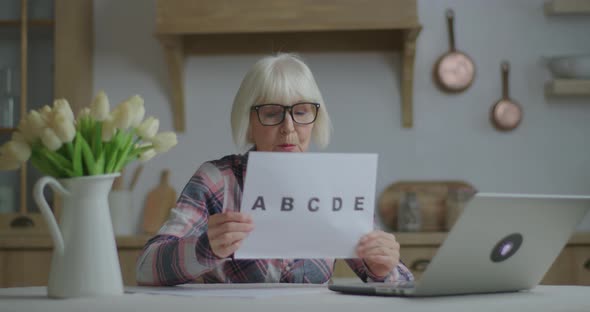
[354,197,365,211]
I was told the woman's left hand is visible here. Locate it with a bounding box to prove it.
[356,230,400,279]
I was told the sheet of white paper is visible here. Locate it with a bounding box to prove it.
[126,284,328,299]
[235,152,378,259]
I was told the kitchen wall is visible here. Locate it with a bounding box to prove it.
[94,0,590,232]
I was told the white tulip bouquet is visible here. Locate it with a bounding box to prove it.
[0,91,177,178]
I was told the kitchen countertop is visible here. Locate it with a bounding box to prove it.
[1,232,589,249]
[0,235,153,249]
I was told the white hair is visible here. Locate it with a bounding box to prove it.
[231,53,332,151]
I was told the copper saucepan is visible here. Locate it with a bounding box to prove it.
[490,61,522,131]
[433,9,476,93]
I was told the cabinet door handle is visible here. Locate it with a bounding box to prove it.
[411,259,431,272]
[584,259,590,271]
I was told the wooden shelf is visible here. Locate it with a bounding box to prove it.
[0,19,55,27]
[155,0,421,131]
[545,79,590,96]
[30,19,54,27]
[545,0,590,15]
[0,127,17,135]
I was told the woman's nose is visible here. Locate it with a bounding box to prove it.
[280,112,295,133]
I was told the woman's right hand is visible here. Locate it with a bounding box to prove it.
[207,211,255,259]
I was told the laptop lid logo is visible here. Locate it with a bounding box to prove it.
[490,233,523,262]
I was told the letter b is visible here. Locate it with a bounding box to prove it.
[281,197,294,211]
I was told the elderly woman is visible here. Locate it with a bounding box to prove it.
[136,53,413,285]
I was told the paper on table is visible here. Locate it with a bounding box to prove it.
[235,152,378,259]
[126,284,328,299]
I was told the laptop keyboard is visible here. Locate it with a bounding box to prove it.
[367,281,415,289]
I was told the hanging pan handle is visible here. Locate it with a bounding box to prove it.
[501,61,510,99]
[446,9,456,51]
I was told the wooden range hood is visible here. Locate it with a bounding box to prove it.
[155,0,421,132]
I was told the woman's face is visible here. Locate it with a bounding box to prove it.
[248,103,315,152]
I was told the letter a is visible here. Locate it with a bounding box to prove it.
[252,196,266,210]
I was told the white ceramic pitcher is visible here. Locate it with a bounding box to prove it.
[34,173,124,298]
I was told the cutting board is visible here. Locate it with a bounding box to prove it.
[142,169,177,234]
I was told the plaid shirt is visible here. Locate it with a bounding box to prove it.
[136,152,414,286]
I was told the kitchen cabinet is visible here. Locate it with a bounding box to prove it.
[1,233,589,287]
[0,235,148,287]
[333,232,590,285]
[0,0,93,232]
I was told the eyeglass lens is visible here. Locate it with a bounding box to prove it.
[257,103,318,126]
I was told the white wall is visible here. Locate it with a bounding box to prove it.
[94,0,590,232]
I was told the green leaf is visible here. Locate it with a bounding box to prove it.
[43,153,70,177]
[61,167,77,177]
[81,116,93,144]
[105,148,119,173]
[78,134,96,175]
[30,152,61,177]
[86,119,96,144]
[42,148,72,170]
[72,133,83,176]
[81,118,88,143]
[113,130,125,150]
[94,150,105,175]
[54,143,69,162]
[127,144,152,160]
[78,116,85,136]
[113,133,136,172]
[103,143,112,171]
[103,130,120,172]
[65,142,75,161]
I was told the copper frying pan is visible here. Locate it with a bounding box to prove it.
[434,9,476,93]
[490,62,522,131]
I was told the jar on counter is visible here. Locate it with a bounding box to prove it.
[0,185,15,213]
[445,187,476,231]
[0,67,16,128]
[398,191,421,232]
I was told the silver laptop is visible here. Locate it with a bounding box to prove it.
[329,193,590,297]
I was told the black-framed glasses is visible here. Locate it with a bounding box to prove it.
[251,102,320,126]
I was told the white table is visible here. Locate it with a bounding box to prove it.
[0,285,589,312]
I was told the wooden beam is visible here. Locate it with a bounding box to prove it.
[53,0,93,220]
[184,30,403,54]
[19,0,28,215]
[54,0,94,112]
[401,27,421,129]
[156,0,418,34]
[158,35,186,132]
